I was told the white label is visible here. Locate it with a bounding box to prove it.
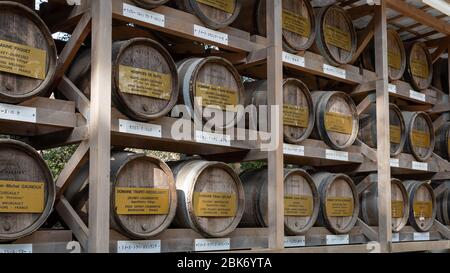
[282,52,305,67]
[283,144,305,156]
[122,3,165,27]
[413,232,430,241]
[117,240,161,253]
[326,235,350,245]
[195,238,230,252]
[284,236,306,248]
[195,131,231,147]
[119,119,162,138]
[323,64,346,79]
[325,149,349,161]
[392,233,400,242]
[0,244,32,254]
[412,161,428,171]
[0,103,36,123]
[194,25,228,45]
[409,90,426,102]
[388,84,397,94]
[390,158,400,168]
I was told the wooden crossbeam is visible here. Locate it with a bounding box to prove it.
[58,76,91,120]
[432,39,449,63]
[351,19,375,64]
[56,197,89,250]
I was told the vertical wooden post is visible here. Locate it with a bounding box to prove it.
[374,0,392,253]
[88,0,112,253]
[266,0,284,249]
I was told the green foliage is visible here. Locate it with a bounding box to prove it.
[42,145,78,179]
[239,161,266,173]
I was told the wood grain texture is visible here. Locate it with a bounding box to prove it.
[434,122,450,161]
[405,42,433,91]
[404,180,437,232]
[436,188,450,226]
[403,111,435,162]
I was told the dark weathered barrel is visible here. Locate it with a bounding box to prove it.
[244,78,315,144]
[404,180,436,232]
[0,139,55,241]
[0,2,57,104]
[311,91,359,150]
[432,58,449,94]
[403,111,435,162]
[435,122,450,160]
[359,103,406,156]
[131,0,171,9]
[312,172,359,234]
[67,38,179,121]
[239,168,319,235]
[170,160,245,238]
[436,188,450,226]
[405,42,433,91]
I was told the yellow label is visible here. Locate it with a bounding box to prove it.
[412,130,430,148]
[284,195,313,217]
[193,192,237,217]
[119,65,172,100]
[323,24,352,52]
[282,9,311,38]
[326,197,354,217]
[283,105,309,128]
[390,125,402,144]
[325,112,353,135]
[115,187,169,215]
[196,0,235,13]
[388,50,402,70]
[410,59,429,79]
[195,82,238,112]
[413,201,433,218]
[0,39,46,80]
[391,200,404,218]
[0,180,45,213]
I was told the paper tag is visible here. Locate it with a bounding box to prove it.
[326,235,350,245]
[284,236,306,248]
[391,200,404,218]
[409,90,426,102]
[326,197,354,217]
[412,161,428,171]
[392,233,400,242]
[194,25,229,45]
[195,82,238,111]
[411,130,430,148]
[410,59,429,79]
[197,0,235,13]
[282,52,305,67]
[193,192,237,217]
[122,3,165,27]
[0,181,45,213]
[282,10,310,37]
[323,24,352,51]
[388,84,397,94]
[195,238,230,252]
[0,244,32,254]
[325,149,349,162]
[195,131,231,147]
[390,125,402,144]
[323,64,346,79]
[325,112,353,135]
[283,105,309,128]
[388,50,402,70]
[115,187,169,215]
[390,158,400,168]
[413,201,433,218]
[119,65,172,100]
[284,195,313,217]
[117,240,161,253]
[118,119,162,138]
[413,232,430,241]
[283,144,305,156]
[0,103,36,123]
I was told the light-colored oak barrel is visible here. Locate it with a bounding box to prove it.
[175,0,242,29]
[359,103,406,156]
[177,57,244,129]
[434,122,450,160]
[310,5,357,66]
[169,160,245,237]
[404,180,436,232]
[131,0,171,9]
[312,172,359,234]
[67,38,179,122]
[0,139,55,241]
[244,78,315,144]
[432,58,449,94]
[362,30,406,81]
[402,111,435,162]
[360,178,409,232]
[436,188,450,226]
[0,2,57,104]
[311,91,359,150]
[239,168,319,235]
[405,42,433,91]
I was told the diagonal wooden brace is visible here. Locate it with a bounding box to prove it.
[56,197,89,250]
[357,218,379,242]
[58,76,91,120]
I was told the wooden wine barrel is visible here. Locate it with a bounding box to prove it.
[131,0,170,9]
[311,5,357,66]
[311,91,359,150]
[404,180,436,232]
[360,178,409,232]
[239,168,319,235]
[0,139,55,241]
[175,0,242,29]
[435,122,450,160]
[244,78,315,144]
[405,42,433,91]
[170,160,245,237]
[359,103,406,156]
[312,172,359,234]
[362,30,406,81]
[67,38,179,121]
[436,188,450,226]
[403,111,435,162]
[432,58,449,94]
[177,57,245,129]
[0,1,57,104]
